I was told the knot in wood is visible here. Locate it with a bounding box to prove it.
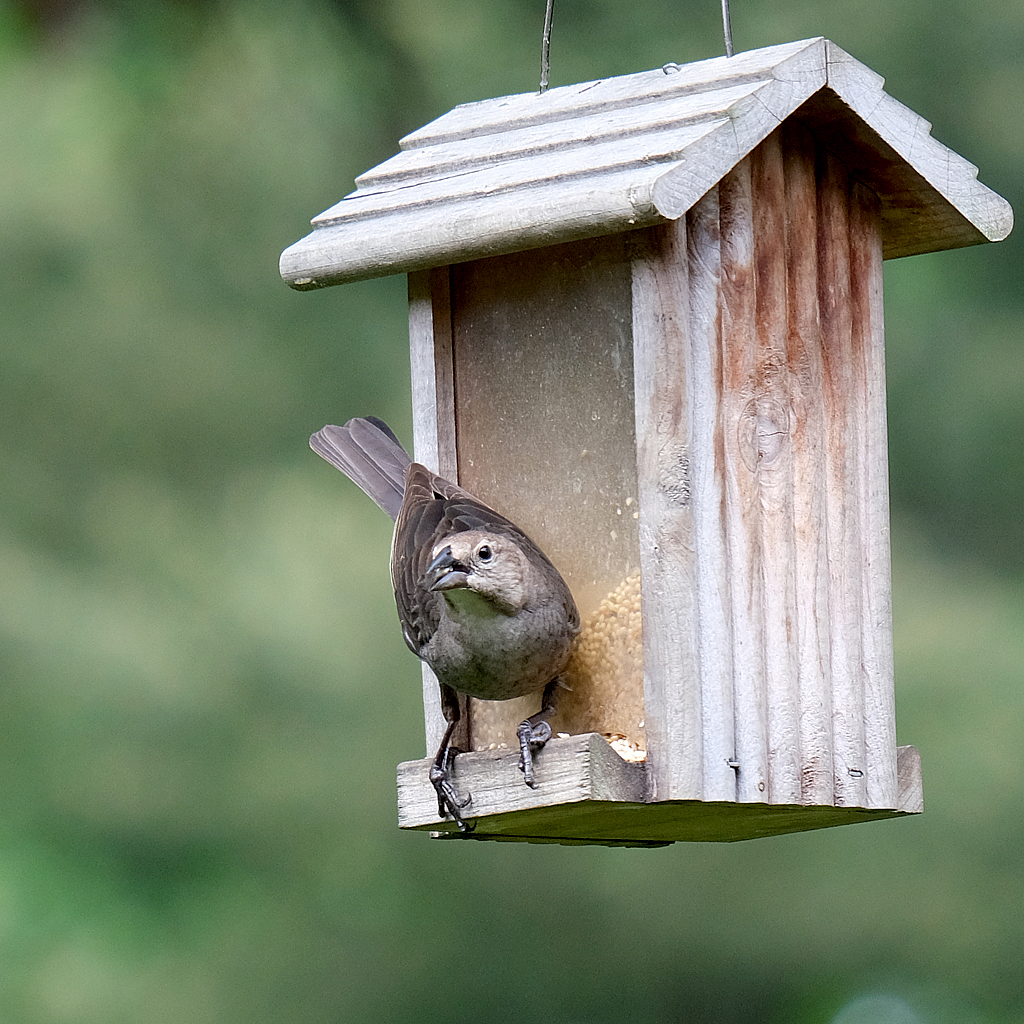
[738,396,790,471]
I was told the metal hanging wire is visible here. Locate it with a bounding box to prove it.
[540,0,555,92]
[540,0,734,95]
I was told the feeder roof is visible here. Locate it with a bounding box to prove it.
[281,37,1012,289]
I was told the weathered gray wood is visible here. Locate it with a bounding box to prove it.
[408,267,466,755]
[686,187,737,803]
[282,153,689,288]
[820,39,1012,259]
[397,733,649,828]
[630,218,701,802]
[650,43,827,220]
[896,745,923,814]
[632,129,899,814]
[396,734,922,844]
[399,38,821,150]
[367,88,746,189]
[282,37,1010,289]
[850,182,898,808]
[408,268,457,480]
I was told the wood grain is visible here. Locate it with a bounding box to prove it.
[630,218,701,801]
[750,130,802,805]
[817,148,868,808]
[850,181,898,808]
[686,186,737,803]
[719,155,771,803]
[783,119,834,805]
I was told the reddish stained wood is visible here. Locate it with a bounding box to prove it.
[697,129,895,812]
[718,154,770,803]
[750,129,801,805]
[783,121,834,805]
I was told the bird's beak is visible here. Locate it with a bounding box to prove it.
[423,546,470,592]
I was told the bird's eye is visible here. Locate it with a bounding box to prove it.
[477,543,493,562]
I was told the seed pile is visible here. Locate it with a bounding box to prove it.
[556,570,646,754]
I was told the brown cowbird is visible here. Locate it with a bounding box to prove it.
[310,417,580,831]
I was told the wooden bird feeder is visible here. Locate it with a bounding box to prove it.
[282,38,1012,845]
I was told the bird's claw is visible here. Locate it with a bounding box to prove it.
[517,719,552,788]
[428,763,474,832]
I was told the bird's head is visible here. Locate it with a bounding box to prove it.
[422,531,530,615]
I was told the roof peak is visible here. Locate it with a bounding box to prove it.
[282,38,1011,289]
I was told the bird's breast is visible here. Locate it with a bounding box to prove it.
[420,600,574,701]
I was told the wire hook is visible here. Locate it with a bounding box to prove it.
[540,0,555,92]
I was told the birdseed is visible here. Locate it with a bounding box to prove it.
[556,570,646,754]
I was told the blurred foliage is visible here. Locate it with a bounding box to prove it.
[0,0,1022,1021]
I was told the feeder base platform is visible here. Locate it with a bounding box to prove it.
[396,733,923,846]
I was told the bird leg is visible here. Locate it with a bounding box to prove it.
[517,677,560,788]
[429,684,473,832]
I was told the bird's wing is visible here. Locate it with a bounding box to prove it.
[310,417,411,520]
[390,464,448,654]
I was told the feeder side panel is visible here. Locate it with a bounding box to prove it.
[749,129,804,805]
[849,180,897,808]
[408,267,469,756]
[631,218,703,802]
[817,148,869,808]
[782,120,835,806]
[718,154,772,803]
[686,188,739,803]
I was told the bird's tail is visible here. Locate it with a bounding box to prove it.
[310,417,411,520]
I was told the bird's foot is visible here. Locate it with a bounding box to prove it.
[516,719,552,788]
[428,760,474,832]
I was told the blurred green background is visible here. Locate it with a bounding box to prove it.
[2,0,1022,1021]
